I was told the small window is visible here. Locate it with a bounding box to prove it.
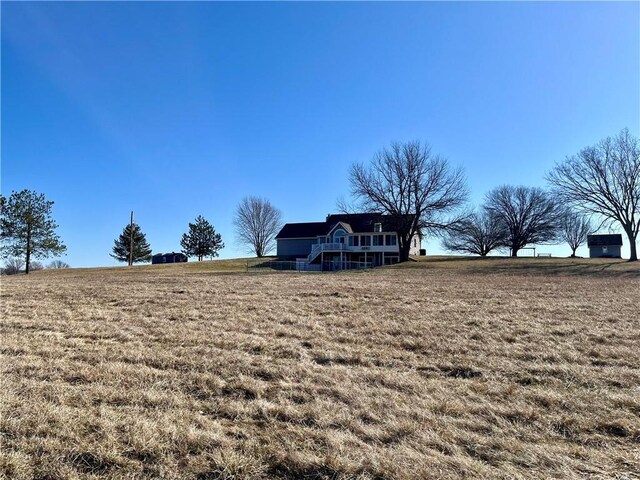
[602,246,608,253]
[385,234,397,246]
[349,236,359,247]
[361,235,371,246]
[413,238,417,247]
[374,223,382,232]
[373,235,384,246]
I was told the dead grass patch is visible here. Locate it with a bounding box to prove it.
[1,258,639,479]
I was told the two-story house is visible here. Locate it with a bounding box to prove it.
[276,213,422,270]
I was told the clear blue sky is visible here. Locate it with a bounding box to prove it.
[2,2,639,266]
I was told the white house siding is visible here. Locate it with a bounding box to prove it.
[409,234,422,256]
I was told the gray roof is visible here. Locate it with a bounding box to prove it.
[587,234,623,247]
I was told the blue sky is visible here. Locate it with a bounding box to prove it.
[2,2,639,266]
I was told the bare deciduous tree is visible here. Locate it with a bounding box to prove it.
[48,259,70,269]
[547,128,639,261]
[234,197,283,258]
[560,209,594,257]
[442,209,506,256]
[485,185,561,257]
[348,141,468,262]
[3,257,25,275]
[30,261,44,271]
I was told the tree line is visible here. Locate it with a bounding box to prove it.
[109,197,282,264]
[1,128,638,273]
[346,128,638,261]
[0,190,282,273]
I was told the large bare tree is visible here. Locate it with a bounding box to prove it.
[559,209,593,258]
[485,185,561,257]
[234,197,283,258]
[442,209,506,256]
[348,141,467,262]
[547,128,639,261]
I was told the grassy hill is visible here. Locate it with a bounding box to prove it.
[1,257,638,479]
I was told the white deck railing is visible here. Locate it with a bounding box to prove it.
[308,243,349,262]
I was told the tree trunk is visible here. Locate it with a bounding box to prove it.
[627,229,638,261]
[25,229,31,274]
[570,247,577,258]
[511,246,518,257]
[399,240,411,262]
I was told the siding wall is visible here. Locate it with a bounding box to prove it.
[409,234,422,256]
[589,245,622,258]
[277,238,317,258]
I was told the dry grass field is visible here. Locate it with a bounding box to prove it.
[1,257,639,479]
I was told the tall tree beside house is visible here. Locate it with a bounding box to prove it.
[347,141,468,262]
[111,223,152,264]
[485,185,562,257]
[560,209,594,257]
[181,215,224,261]
[442,208,506,256]
[233,197,283,257]
[547,128,639,261]
[0,189,67,274]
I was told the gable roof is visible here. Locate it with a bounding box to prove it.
[587,234,623,247]
[275,213,416,239]
[327,221,354,236]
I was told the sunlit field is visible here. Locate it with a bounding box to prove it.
[1,257,639,479]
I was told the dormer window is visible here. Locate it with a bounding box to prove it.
[374,223,382,232]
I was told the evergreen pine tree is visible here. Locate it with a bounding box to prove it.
[1,189,67,274]
[181,215,224,261]
[111,223,152,264]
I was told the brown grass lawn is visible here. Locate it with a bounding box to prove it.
[1,257,639,479]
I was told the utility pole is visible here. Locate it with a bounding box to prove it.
[129,210,134,267]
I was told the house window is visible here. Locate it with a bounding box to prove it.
[373,235,384,246]
[385,234,397,246]
[361,235,371,246]
[333,229,346,243]
[602,246,608,253]
[374,223,382,232]
[348,236,359,247]
[413,238,417,247]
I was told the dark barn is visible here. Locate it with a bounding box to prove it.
[151,252,188,264]
[587,234,623,258]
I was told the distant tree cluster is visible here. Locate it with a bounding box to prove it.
[4,129,637,273]
[548,128,639,261]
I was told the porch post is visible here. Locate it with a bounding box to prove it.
[364,251,367,267]
[382,252,385,266]
[321,252,324,271]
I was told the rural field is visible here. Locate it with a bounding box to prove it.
[1,257,639,480]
